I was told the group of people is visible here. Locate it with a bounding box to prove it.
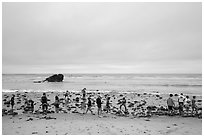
[80,88,113,116]
[9,89,200,117]
[39,88,127,116]
[167,93,198,116]
[41,92,61,114]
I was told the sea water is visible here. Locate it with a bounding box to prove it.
[2,73,202,95]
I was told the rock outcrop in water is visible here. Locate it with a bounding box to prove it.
[43,74,64,82]
[34,74,64,83]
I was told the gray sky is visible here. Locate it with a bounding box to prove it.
[3,2,202,74]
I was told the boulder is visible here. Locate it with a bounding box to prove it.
[156,95,160,97]
[146,106,157,111]
[4,101,10,105]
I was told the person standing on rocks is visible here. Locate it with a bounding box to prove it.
[81,88,86,98]
[54,95,60,113]
[178,93,185,116]
[184,95,191,116]
[10,94,15,110]
[106,97,111,113]
[64,90,70,99]
[29,99,34,113]
[191,96,198,116]
[167,94,175,115]
[96,96,102,116]
[81,97,86,114]
[41,93,48,114]
[86,97,94,115]
[65,94,70,111]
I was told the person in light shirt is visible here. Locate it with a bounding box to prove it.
[178,93,185,116]
[184,96,191,116]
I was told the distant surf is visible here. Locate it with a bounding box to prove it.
[2,73,202,95]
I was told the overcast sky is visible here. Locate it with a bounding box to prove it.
[2,2,202,74]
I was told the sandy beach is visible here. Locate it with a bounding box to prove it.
[2,113,202,135]
[2,91,202,135]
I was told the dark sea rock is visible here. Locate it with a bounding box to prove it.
[44,74,64,82]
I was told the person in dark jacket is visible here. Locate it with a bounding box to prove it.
[41,93,48,114]
[86,97,94,114]
[10,94,15,110]
[54,95,60,113]
[96,96,102,116]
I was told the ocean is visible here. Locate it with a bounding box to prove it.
[2,73,202,95]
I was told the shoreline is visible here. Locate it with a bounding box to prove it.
[2,89,203,96]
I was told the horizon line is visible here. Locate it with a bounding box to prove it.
[2,72,202,75]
